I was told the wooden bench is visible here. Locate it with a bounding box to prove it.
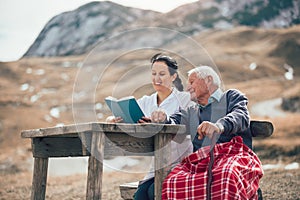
[119,120,274,200]
[120,181,140,200]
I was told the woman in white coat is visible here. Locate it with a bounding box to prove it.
[107,53,194,200]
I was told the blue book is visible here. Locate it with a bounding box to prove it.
[105,96,145,123]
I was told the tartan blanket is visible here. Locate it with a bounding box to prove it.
[162,136,263,200]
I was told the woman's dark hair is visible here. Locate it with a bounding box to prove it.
[150,53,184,91]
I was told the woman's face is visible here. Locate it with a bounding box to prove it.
[151,61,176,93]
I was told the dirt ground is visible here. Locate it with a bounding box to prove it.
[0,154,299,200]
[0,158,299,200]
[0,114,299,200]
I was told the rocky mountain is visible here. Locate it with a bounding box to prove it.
[23,1,159,57]
[23,0,300,58]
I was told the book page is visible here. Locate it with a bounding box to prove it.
[105,97,127,120]
[118,98,144,123]
[105,96,144,123]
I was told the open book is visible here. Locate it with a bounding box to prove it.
[105,96,145,123]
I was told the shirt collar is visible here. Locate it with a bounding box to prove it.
[199,88,223,109]
[210,88,223,103]
[155,87,176,107]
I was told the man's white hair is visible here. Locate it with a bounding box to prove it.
[188,66,221,88]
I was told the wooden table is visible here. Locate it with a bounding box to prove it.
[21,122,186,200]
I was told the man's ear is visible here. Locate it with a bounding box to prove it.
[207,75,213,84]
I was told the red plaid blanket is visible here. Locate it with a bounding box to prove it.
[162,136,263,200]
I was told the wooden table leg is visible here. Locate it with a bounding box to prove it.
[31,157,49,200]
[86,132,105,200]
[154,133,173,200]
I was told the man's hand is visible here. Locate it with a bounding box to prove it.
[151,109,167,123]
[197,121,223,140]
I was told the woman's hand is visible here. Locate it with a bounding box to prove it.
[138,116,152,123]
[106,116,123,123]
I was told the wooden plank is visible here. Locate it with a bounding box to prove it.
[21,123,186,138]
[104,133,153,156]
[154,133,173,200]
[31,157,48,200]
[32,137,91,158]
[31,134,154,158]
[79,132,92,156]
[21,123,94,138]
[93,123,136,133]
[21,122,135,138]
[86,132,105,200]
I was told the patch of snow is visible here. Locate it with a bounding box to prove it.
[61,73,70,81]
[26,68,32,74]
[97,113,104,119]
[263,163,284,170]
[77,62,83,68]
[39,88,57,95]
[50,107,60,118]
[103,157,140,172]
[284,162,299,170]
[34,69,45,75]
[284,64,294,80]
[48,157,88,177]
[47,156,142,176]
[95,103,103,110]
[55,123,64,127]
[44,115,53,123]
[62,61,71,68]
[249,62,257,70]
[30,94,40,103]
[20,83,29,91]
[263,162,299,171]
[214,20,233,29]
[250,98,286,118]
[73,91,87,100]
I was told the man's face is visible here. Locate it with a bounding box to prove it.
[187,72,209,103]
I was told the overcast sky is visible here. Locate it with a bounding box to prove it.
[0,0,197,62]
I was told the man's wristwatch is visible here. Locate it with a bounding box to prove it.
[216,123,224,134]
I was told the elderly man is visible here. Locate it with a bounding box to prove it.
[151,66,263,200]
